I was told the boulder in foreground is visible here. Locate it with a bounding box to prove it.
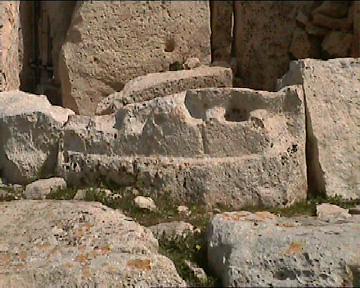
[0,200,185,287]
[208,210,360,287]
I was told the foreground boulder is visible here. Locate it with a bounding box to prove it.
[0,200,185,287]
[208,210,360,287]
[59,1,211,115]
[58,86,307,209]
[96,66,233,115]
[278,58,360,199]
[0,91,74,184]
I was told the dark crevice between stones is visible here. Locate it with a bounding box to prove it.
[303,84,326,199]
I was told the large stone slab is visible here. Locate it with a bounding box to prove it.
[278,58,360,199]
[96,66,233,115]
[208,211,360,287]
[58,86,307,209]
[0,91,74,184]
[0,200,185,287]
[59,1,211,115]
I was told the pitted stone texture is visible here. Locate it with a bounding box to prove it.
[96,66,233,115]
[208,211,360,287]
[0,200,185,288]
[0,91,74,184]
[0,2,21,91]
[59,87,307,209]
[59,1,211,115]
[278,58,360,199]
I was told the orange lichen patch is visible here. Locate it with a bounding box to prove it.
[127,259,152,271]
[74,224,94,240]
[105,265,118,274]
[82,266,93,280]
[36,243,52,252]
[17,251,27,262]
[95,245,112,256]
[63,262,74,270]
[277,222,297,228]
[254,211,277,221]
[220,211,251,221]
[75,254,91,266]
[285,242,304,256]
[0,253,12,266]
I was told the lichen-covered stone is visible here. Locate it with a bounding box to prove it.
[208,210,360,287]
[0,200,185,287]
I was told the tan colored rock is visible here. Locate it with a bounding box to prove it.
[316,203,351,222]
[290,27,320,59]
[278,58,360,199]
[0,2,21,91]
[59,1,211,115]
[58,86,307,209]
[0,200,185,287]
[0,91,74,184]
[134,196,157,212]
[210,1,233,62]
[150,221,194,240]
[24,177,67,200]
[96,66,233,115]
[322,31,353,57]
[183,57,201,70]
[234,1,308,91]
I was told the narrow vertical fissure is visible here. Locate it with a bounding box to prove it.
[18,1,76,107]
[303,84,326,199]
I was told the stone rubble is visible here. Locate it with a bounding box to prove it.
[134,196,157,212]
[24,177,67,200]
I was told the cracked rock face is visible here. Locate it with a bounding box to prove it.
[0,200,185,288]
[278,58,360,199]
[208,211,360,287]
[58,86,307,209]
[0,91,74,184]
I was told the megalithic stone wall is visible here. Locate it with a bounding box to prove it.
[59,1,211,115]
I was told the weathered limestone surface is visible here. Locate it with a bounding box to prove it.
[0,2,21,91]
[96,66,233,115]
[58,87,307,209]
[0,91,74,184]
[59,1,211,115]
[278,58,360,199]
[208,211,360,287]
[0,200,185,287]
